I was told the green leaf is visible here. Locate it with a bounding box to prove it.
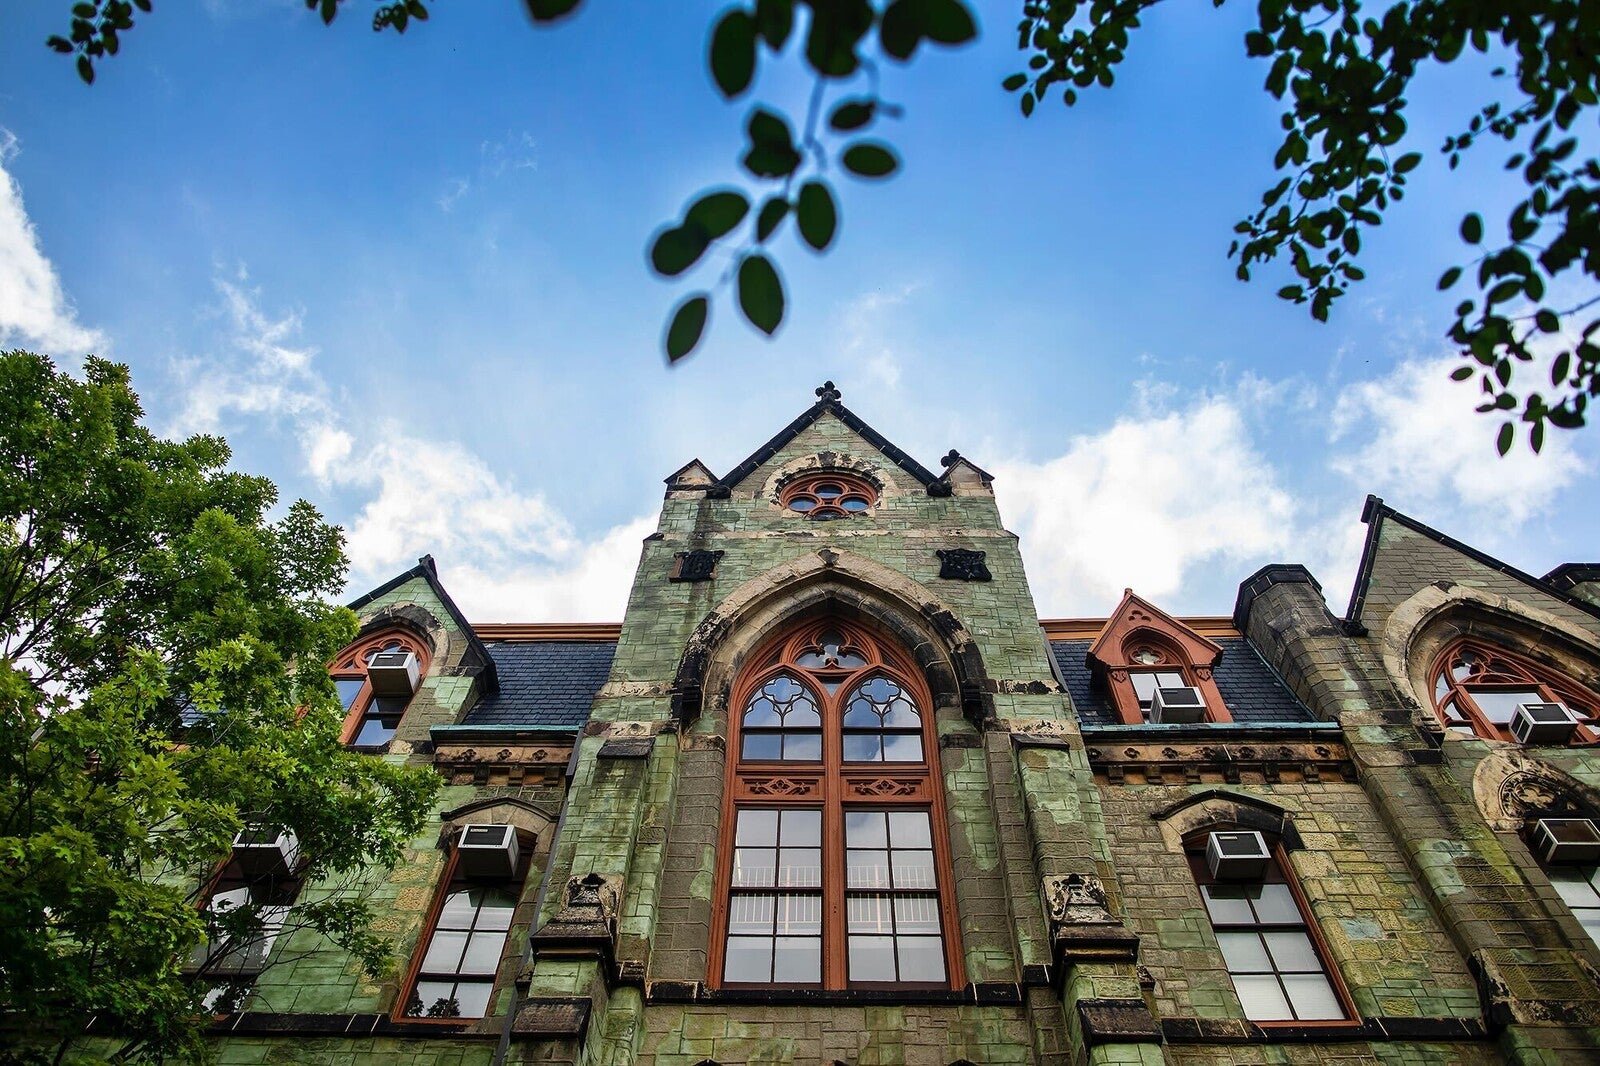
[842,142,898,179]
[685,190,750,240]
[76,54,94,84]
[1002,73,1027,92]
[756,197,789,241]
[738,254,784,335]
[828,98,876,131]
[710,9,757,99]
[1450,366,1474,381]
[523,0,582,20]
[1496,422,1513,455]
[1460,213,1483,244]
[665,295,709,362]
[743,108,801,178]
[1535,310,1560,333]
[754,0,793,49]
[805,0,872,76]
[1244,31,1272,56]
[879,0,920,60]
[922,0,976,44]
[796,181,837,252]
[1438,266,1462,290]
[1393,152,1422,174]
[649,225,710,277]
[46,35,74,54]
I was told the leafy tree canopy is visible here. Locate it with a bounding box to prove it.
[0,351,439,1064]
[50,0,1600,452]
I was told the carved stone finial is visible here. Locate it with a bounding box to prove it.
[815,380,841,403]
[941,449,961,468]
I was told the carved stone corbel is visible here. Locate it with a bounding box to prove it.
[526,872,621,964]
[1042,874,1140,969]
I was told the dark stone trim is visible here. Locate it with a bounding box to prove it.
[345,554,500,694]
[509,996,591,1039]
[1546,563,1600,591]
[1021,963,1052,986]
[1232,564,1326,632]
[665,983,1020,1006]
[1159,1015,1487,1043]
[936,548,992,582]
[715,393,939,494]
[598,738,654,760]
[207,1012,494,1039]
[1011,734,1073,751]
[669,550,724,583]
[1083,723,1341,740]
[1149,789,1304,849]
[1076,999,1162,1045]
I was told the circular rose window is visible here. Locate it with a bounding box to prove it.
[780,472,878,519]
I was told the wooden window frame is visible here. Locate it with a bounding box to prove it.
[1185,831,1357,1028]
[330,630,431,749]
[1428,638,1599,743]
[708,618,964,992]
[394,831,531,1023]
[1087,591,1232,725]
[779,472,879,520]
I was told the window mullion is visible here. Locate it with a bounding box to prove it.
[822,683,847,989]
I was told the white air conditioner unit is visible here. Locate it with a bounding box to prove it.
[1510,702,1578,745]
[1206,830,1271,880]
[231,828,300,879]
[1150,685,1206,723]
[457,823,519,879]
[1534,818,1600,864]
[367,650,420,697]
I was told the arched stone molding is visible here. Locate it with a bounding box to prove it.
[1382,583,1600,732]
[354,603,452,670]
[758,451,902,509]
[1152,790,1304,853]
[670,547,993,730]
[437,796,557,850]
[1472,750,1600,832]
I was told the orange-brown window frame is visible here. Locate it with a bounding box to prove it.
[708,618,964,992]
[1104,635,1233,726]
[779,472,879,519]
[1428,638,1599,743]
[330,630,431,748]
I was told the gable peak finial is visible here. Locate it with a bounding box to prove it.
[815,380,841,403]
[940,449,961,468]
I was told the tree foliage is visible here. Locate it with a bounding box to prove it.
[49,0,1600,451]
[0,352,439,1064]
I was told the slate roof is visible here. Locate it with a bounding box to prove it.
[1050,638,1314,726]
[461,641,615,730]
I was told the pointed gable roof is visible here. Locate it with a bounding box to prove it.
[346,554,499,694]
[1087,589,1225,669]
[664,459,718,489]
[712,381,941,496]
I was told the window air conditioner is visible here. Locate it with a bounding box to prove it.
[231,828,300,879]
[1206,830,1271,880]
[1150,685,1206,723]
[367,650,420,697]
[1510,702,1578,745]
[457,823,520,879]
[1534,818,1600,864]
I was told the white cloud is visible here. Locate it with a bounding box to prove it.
[0,130,106,357]
[838,284,918,391]
[994,385,1300,616]
[1330,355,1586,524]
[168,272,648,621]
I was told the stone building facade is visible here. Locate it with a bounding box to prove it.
[205,384,1600,1065]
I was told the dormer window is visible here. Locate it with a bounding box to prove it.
[780,472,877,519]
[1086,591,1233,726]
[330,631,430,750]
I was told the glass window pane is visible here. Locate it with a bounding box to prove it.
[1579,910,1600,945]
[1282,974,1344,1020]
[736,811,779,848]
[743,698,781,729]
[858,677,895,701]
[842,733,881,761]
[459,931,507,976]
[742,733,782,761]
[882,732,924,762]
[847,850,891,889]
[894,895,941,934]
[436,889,477,929]
[1157,671,1187,689]
[1263,931,1320,973]
[421,930,468,974]
[732,848,777,887]
[781,732,821,761]
[412,980,461,1018]
[780,809,822,846]
[336,678,365,709]
[773,937,821,983]
[1234,975,1293,1020]
[1130,672,1159,706]
[846,811,888,848]
[846,894,894,934]
[777,848,821,887]
[724,937,774,983]
[841,496,869,511]
[842,704,880,729]
[1467,688,1544,725]
[1216,931,1271,973]
[891,850,936,890]
[775,894,821,936]
[784,704,821,728]
[767,675,802,701]
[471,889,517,931]
[1201,885,1256,926]
[888,811,932,849]
[727,894,775,935]
[848,935,898,982]
[452,980,494,1020]
[1250,884,1302,925]
[788,497,816,511]
[352,717,395,746]
[881,697,920,728]
[896,936,946,982]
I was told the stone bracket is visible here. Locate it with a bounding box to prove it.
[510,996,591,1039]
[1044,874,1141,969]
[1076,998,1162,1045]
[528,873,620,964]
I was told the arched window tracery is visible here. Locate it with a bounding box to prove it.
[779,472,879,519]
[714,617,961,990]
[330,629,431,749]
[1428,638,1599,742]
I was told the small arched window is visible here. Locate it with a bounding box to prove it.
[780,472,878,519]
[1428,639,1599,743]
[714,618,960,990]
[330,630,430,749]
[1087,591,1232,725]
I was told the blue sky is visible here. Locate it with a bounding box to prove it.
[1,1,1594,621]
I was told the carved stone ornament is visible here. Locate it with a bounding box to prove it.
[670,549,724,583]
[1044,873,1113,928]
[1042,873,1140,968]
[746,777,816,797]
[936,548,992,583]
[852,777,920,797]
[529,872,620,961]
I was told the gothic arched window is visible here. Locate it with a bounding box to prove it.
[713,618,961,990]
[330,630,431,749]
[1428,639,1599,743]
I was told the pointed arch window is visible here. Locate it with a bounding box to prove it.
[330,630,431,749]
[1428,639,1599,742]
[1087,591,1232,725]
[714,619,962,990]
